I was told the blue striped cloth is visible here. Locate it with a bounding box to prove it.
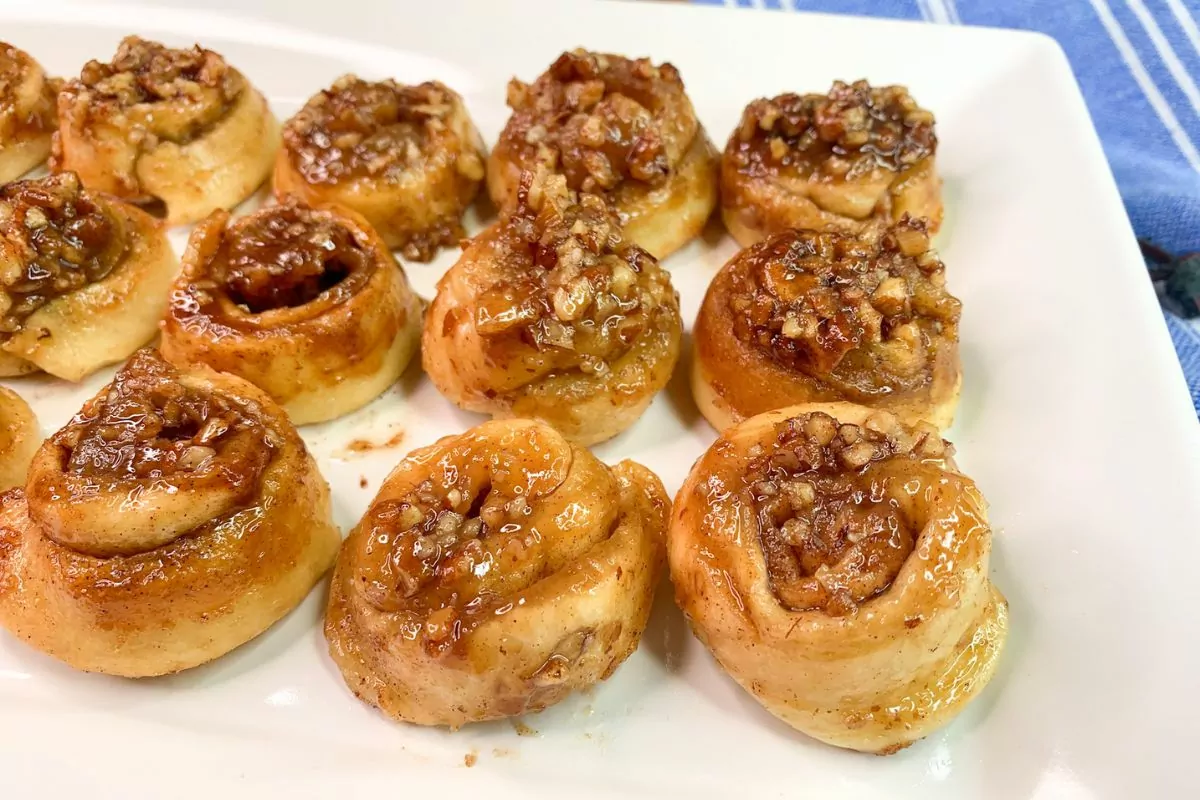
[695,0,1200,415]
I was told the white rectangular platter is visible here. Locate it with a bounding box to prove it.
[2,1,1199,797]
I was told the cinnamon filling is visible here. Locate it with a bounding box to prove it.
[0,173,126,337]
[209,204,371,314]
[54,350,271,486]
[67,36,242,146]
[474,174,673,371]
[731,81,935,181]
[727,219,959,393]
[747,411,947,615]
[283,76,475,185]
[501,50,689,194]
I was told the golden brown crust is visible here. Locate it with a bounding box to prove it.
[0,386,38,491]
[488,50,718,258]
[160,199,422,425]
[693,219,961,431]
[275,76,485,261]
[423,172,682,445]
[667,402,1008,753]
[0,172,177,380]
[325,418,668,727]
[51,36,278,225]
[0,349,340,677]
[0,43,59,183]
[721,82,942,246]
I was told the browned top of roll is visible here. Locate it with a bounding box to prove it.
[0,172,128,337]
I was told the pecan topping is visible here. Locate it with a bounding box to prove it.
[747,410,949,615]
[54,349,272,487]
[728,218,959,392]
[201,202,372,314]
[731,81,935,180]
[500,50,693,195]
[62,36,242,145]
[0,173,126,338]
[477,172,676,369]
[283,76,480,185]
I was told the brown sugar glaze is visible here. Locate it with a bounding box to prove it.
[0,173,127,338]
[726,218,958,400]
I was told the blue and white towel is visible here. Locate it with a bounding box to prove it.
[695,0,1200,416]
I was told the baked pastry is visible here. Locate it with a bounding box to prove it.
[274,76,486,262]
[693,218,960,431]
[722,81,941,246]
[668,402,1008,753]
[488,50,718,259]
[326,417,668,727]
[0,349,340,677]
[0,386,38,491]
[0,43,59,183]
[0,172,177,380]
[160,199,422,425]
[424,172,682,445]
[51,36,278,225]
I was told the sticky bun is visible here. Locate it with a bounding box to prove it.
[0,349,340,677]
[489,50,718,259]
[326,418,668,727]
[693,219,960,432]
[0,386,38,491]
[0,43,59,183]
[668,402,1008,753]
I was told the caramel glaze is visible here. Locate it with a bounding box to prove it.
[694,218,961,430]
[0,43,59,144]
[326,418,668,726]
[722,81,942,242]
[0,173,128,339]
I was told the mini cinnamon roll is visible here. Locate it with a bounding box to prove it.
[668,402,1008,753]
[0,386,38,491]
[693,219,960,432]
[0,43,59,183]
[51,36,279,225]
[489,50,718,259]
[274,76,486,262]
[159,200,422,425]
[0,172,176,380]
[0,349,340,677]
[722,82,941,246]
[424,173,682,445]
[326,418,668,727]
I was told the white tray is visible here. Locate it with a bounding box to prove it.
[2,1,1198,797]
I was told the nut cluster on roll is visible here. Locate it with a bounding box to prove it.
[0,349,340,677]
[0,172,177,380]
[275,76,486,262]
[693,217,961,431]
[0,42,60,183]
[325,417,668,727]
[722,81,941,245]
[489,49,719,259]
[160,199,422,425]
[51,36,279,225]
[668,402,1007,753]
[424,171,682,445]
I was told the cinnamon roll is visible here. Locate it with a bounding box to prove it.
[668,402,1008,753]
[693,219,960,432]
[274,76,486,262]
[51,36,279,225]
[722,81,941,246]
[326,418,668,727]
[423,173,682,445]
[0,43,59,183]
[0,349,340,677]
[0,386,38,491]
[0,172,177,380]
[160,200,421,425]
[489,50,718,259]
